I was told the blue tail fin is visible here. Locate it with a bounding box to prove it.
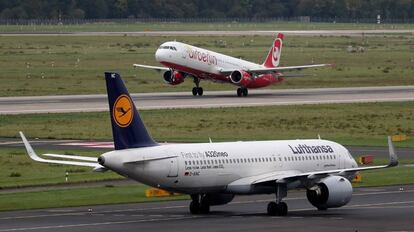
[104,72,158,150]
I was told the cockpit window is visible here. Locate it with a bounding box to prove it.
[159,46,177,51]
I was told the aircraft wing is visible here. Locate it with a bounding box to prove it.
[219,64,332,75]
[19,132,102,169]
[231,136,398,187]
[133,64,169,71]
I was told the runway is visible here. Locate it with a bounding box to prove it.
[1,86,414,114]
[2,29,414,37]
[0,185,413,232]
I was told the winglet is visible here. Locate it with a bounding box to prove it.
[387,136,399,167]
[19,131,42,162]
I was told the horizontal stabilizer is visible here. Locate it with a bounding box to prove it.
[19,132,101,168]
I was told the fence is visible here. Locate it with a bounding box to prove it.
[0,17,413,25]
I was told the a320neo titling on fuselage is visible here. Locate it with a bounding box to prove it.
[20,72,398,216]
[134,33,332,97]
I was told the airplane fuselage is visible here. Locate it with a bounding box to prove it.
[101,139,358,195]
[155,41,283,88]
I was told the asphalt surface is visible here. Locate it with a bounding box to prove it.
[0,185,413,232]
[1,86,414,114]
[1,29,414,37]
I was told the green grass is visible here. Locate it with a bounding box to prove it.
[0,185,189,211]
[1,101,413,146]
[2,21,414,33]
[0,148,118,188]
[0,34,413,96]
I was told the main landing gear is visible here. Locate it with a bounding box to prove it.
[237,88,248,97]
[267,184,288,216]
[192,77,203,96]
[189,194,210,214]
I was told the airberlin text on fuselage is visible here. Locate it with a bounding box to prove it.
[188,49,217,65]
[289,144,334,154]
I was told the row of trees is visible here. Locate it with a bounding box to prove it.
[1,0,414,20]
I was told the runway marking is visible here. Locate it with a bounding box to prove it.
[345,200,414,209]
[0,216,200,232]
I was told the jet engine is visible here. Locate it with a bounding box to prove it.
[306,176,352,210]
[230,70,252,86]
[163,70,185,85]
[202,193,234,206]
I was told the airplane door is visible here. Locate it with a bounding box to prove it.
[168,157,178,177]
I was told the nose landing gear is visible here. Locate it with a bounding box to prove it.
[192,77,203,96]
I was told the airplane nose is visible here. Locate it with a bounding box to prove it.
[155,49,162,62]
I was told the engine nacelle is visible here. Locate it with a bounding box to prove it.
[163,70,185,85]
[306,176,352,210]
[230,70,252,87]
[202,193,234,206]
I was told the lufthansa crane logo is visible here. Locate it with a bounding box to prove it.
[113,94,134,127]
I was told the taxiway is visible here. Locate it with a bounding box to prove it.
[0,185,413,232]
[1,86,414,114]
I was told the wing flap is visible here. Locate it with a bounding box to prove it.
[219,64,332,76]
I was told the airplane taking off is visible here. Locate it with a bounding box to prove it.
[134,33,331,96]
[20,72,398,216]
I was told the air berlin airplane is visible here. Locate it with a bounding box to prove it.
[134,33,331,97]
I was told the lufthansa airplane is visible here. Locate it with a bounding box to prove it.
[20,72,398,216]
[133,33,332,97]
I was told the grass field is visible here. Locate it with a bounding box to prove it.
[1,101,413,146]
[0,184,189,211]
[2,21,414,33]
[0,34,413,96]
[0,148,116,188]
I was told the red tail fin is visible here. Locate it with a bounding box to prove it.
[263,33,284,68]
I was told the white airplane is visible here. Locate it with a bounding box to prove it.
[133,33,332,97]
[20,72,398,216]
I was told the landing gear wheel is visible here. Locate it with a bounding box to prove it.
[199,204,210,214]
[242,88,248,96]
[197,87,203,96]
[267,202,278,216]
[192,87,198,96]
[189,201,200,214]
[279,202,288,216]
[267,202,288,216]
[237,88,242,97]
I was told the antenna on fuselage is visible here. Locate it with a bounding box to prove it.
[317,134,321,140]
[209,137,213,143]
